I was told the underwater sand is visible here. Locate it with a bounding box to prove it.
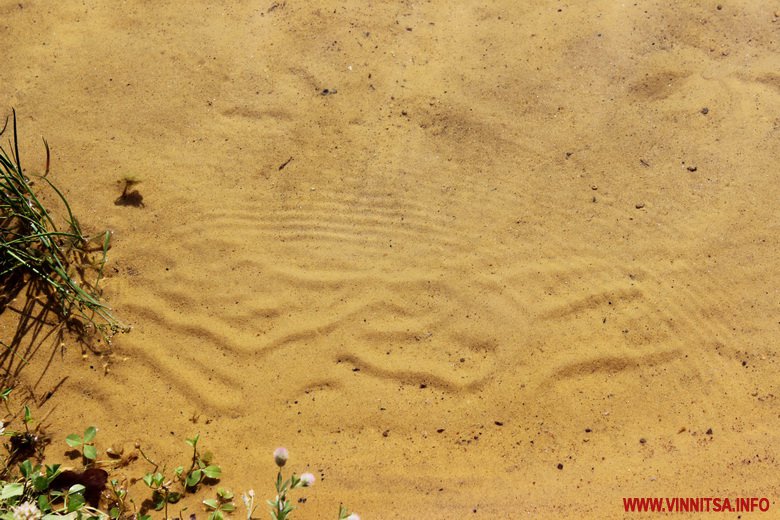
[1,1,779,518]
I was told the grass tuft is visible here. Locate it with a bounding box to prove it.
[0,109,128,348]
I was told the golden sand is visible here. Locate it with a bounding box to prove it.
[1,1,778,518]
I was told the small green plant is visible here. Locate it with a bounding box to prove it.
[137,433,222,518]
[1,391,50,470]
[262,448,360,520]
[203,488,235,520]
[66,426,98,461]
[181,434,221,490]
[105,478,129,520]
[141,469,180,516]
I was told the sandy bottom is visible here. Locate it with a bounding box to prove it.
[1,1,779,518]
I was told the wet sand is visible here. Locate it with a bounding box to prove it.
[1,1,779,518]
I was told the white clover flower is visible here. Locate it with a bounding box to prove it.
[345,514,360,520]
[299,472,315,487]
[12,501,41,520]
[273,447,289,467]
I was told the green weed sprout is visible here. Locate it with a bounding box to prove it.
[203,488,235,520]
[182,434,221,489]
[138,433,222,518]
[65,426,98,461]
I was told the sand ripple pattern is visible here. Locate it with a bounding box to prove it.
[111,150,740,417]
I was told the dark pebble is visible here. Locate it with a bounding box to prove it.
[701,107,709,115]
[585,428,592,433]
[639,438,647,444]
[706,428,713,435]
[557,463,564,470]
[687,165,697,172]
[494,421,504,426]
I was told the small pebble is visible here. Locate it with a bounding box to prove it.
[639,438,647,444]
[706,428,713,435]
[635,202,645,209]
[557,463,564,470]
[106,444,124,458]
[687,165,698,172]
[701,107,709,115]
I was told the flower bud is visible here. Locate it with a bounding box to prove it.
[299,472,315,487]
[273,447,289,467]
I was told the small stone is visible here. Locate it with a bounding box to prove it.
[639,438,647,444]
[591,185,598,190]
[106,444,124,458]
[382,430,390,437]
[557,463,564,470]
[494,421,504,426]
[687,165,697,172]
[635,202,645,209]
[585,428,592,433]
[700,107,709,115]
[706,428,713,435]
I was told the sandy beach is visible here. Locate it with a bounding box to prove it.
[1,1,778,518]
